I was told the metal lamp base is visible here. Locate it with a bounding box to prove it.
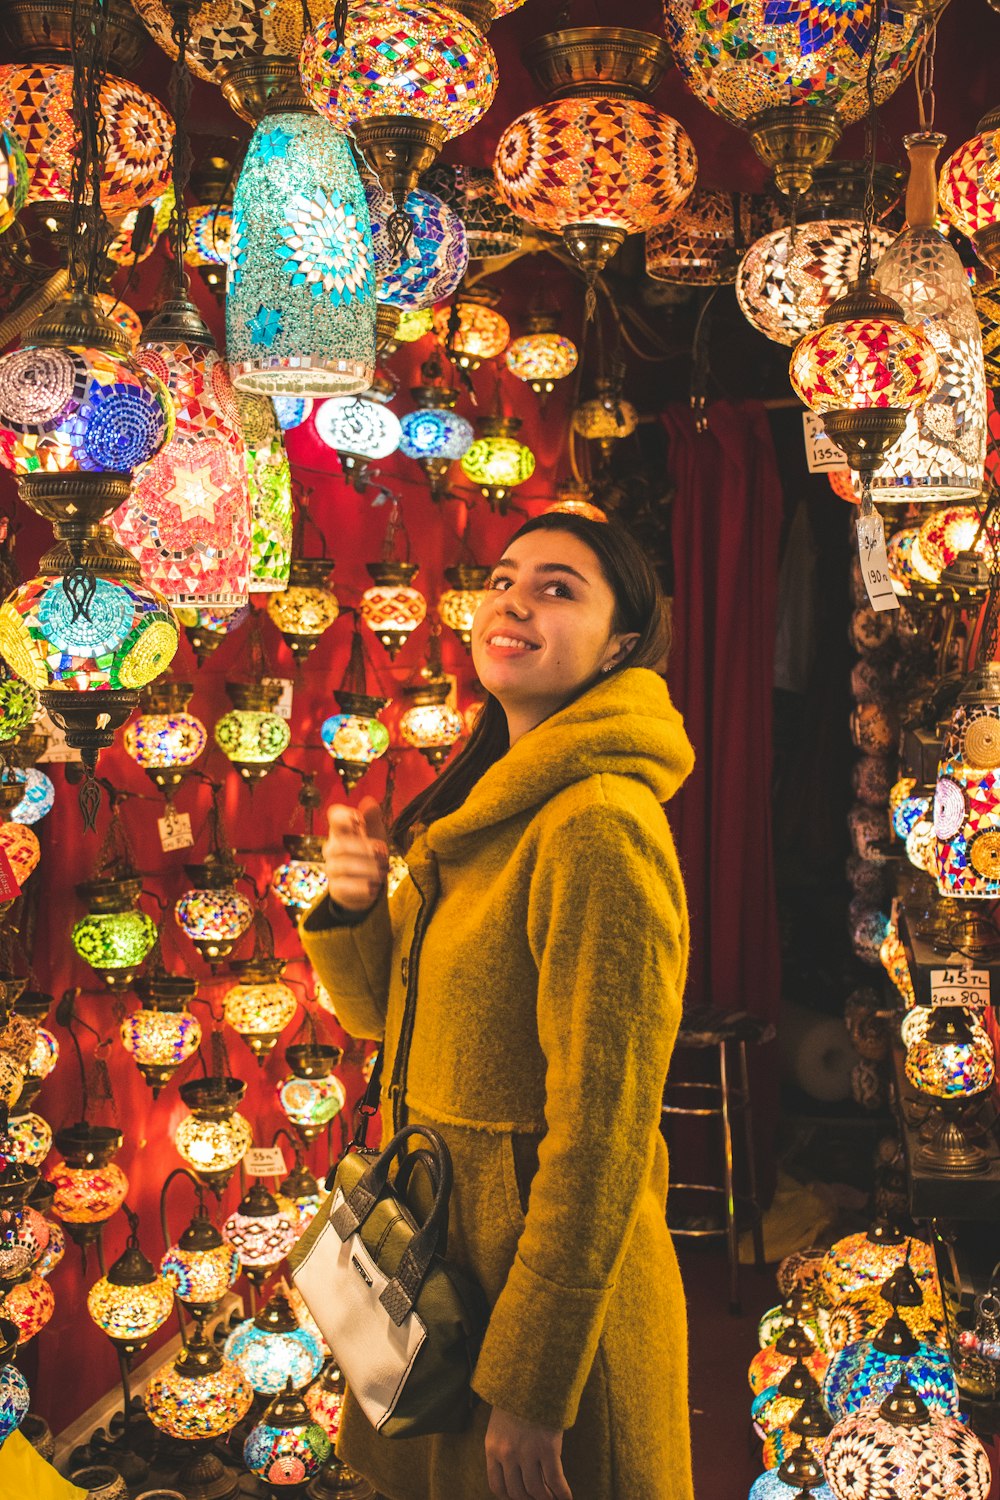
[307,1459,377,1499]
[748,104,841,198]
[818,408,908,475]
[177,1448,241,1500]
[916,1103,990,1175]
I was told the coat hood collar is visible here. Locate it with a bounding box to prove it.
[422,667,693,860]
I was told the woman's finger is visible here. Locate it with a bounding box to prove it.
[503,1464,533,1500]
[539,1455,572,1500]
[486,1456,508,1499]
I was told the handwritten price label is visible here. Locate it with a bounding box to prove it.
[262,677,294,721]
[244,1146,287,1177]
[157,810,194,852]
[802,412,850,473]
[0,848,21,904]
[856,508,899,613]
[36,713,82,764]
[930,966,991,1007]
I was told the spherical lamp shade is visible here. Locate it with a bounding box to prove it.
[737,221,896,346]
[934,662,1000,898]
[750,1471,833,1500]
[299,1,498,145]
[145,1334,253,1441]
[0,1273,53,1343]
[96,294,143,352]
[0,1320,29,1441]
[113,306,252,608]
[0,64,173,212]
[660,0,924,193]
[432,298,510,369]
[227,112,376,398]
[400,406,474,464]
[266,558,339,663]
[758,1301,832,1354]
[304,1363,345,1441]
[222,1184,297,1272]
[48,1147,128,1227]
[904,1009,996,1098]
[871,223,987,502]
[915,506,991,575]
[823,1334,958,1421]
[120,1003,202,1092]
[186,202,230,270]
[823,1378,991,1500]
[399,680,464,769]
[460,416,535,511]
[35,1220,64,1278]
[225,1312,324,1395]
[71,879,157,989]
[272,396,312,433]
[749,1328,829,1396]
[223,960,298,1062]
[314,396,402,469]
[175,1110,253,1185]
[0,674,37,742]
[320,700,391,787]
[506,316,579,395]
[232,392,293,592]
[0,339,173,479]
[271,834,327,914]
[820,1230,936,1304]
[438,565,489,650]
[123,681,207,794]
[133,0,306,83]
[572,382,640,444]
[214,689,291,784]
[828,1287,947,1352]
[175,871,254,962]
[0,126,27,234]
[5,1111,53,1169]
[8,767,55,826]
[367,185,467,311]
[244,1383,330,1486]
[161,1219,240,1313]
[359,563,426,661]
[939,111,1000,246]
[494,96,697,246]
[789,297,939,417]
[87,1261,173,1350]
[423,163,523,258]
[279,1068,346,1139]
[647,188,773,285]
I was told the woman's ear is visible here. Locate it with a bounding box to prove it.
[611,633,641,669]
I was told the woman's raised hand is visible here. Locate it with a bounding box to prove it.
[322,796,390,913]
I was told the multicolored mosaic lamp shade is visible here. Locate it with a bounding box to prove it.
[186,203,232,267]
[758,1301,832,1354]
[423,163,523,258]
[113,307,252,608]
[8,767,54,826]
[71,904,157,985]
[934,662,1000,898]
[871,225,987,502]
[0,64,174,212]
[271,837,327,914]
[161,1228,240,1310]
[0,339,173,478]
[214,699,291,781]
[5,1111,53,1168]
[223,968,298,1059]
[0,571,178,695]
[506,318,579,395]
[824,1336,958,1421]
[660,0,924,130]
[279,1070,347,1134]
[123,687,208,790]
[245,1401,331,1486]
[494,96,696,238]
[790,301,940,415]
[431,298,510,368]
[939,114,1000,244]
[35,1219,64,1278]
[314,396,402,466]
[823,1380,992,1500]
[750,1469,833,1500]
[120,1005,202,1087]
[174,1109,253,1180]
[320,706,391,771]
[223,1187,298,1270]
[828,1289,947,1353]
[820,1231,937,1304]
[0,1322,29,1441]
[400,405,474,463]
[0,1273,53,1344]
[304,1364,345,1441]
[299,0,498,141]
[646,188,775,285]
[233,391,293,591]
[0,126,27,234]
[227,111,376,398]
[915,506,992,575]
[0,1205,48,1280]
[272,396,312,431]
[87,1266,174,1347]
[133,0,307,83]
[144,1337,253,1441]
[904,1008,996,1098]
[737,221,896,346]
[225,1315,325,1395]
[175,881,254,962]
[396,308,434,343]
[96,295,142,352]
[367,185,467,311]
[439,566,489,650]
[48,1160,128,1226]
[460,417,535,507]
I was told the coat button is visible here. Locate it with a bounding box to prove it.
[401,955,409,985]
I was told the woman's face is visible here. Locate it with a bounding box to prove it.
[470,528,639,741]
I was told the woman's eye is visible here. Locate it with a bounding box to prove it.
[487,575,510,590]
[546,581,573,598]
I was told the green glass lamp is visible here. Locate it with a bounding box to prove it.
[71,876,157,989]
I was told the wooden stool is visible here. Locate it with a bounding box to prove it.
[662,1007,774,1313]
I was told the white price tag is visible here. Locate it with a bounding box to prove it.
[803,412,850,473]
[157,809,194,852]
[36,713,82,764]
[244,1146,287,1177]
[930,966,991,1007]
[263,677,294,721]
[856,506,899,613]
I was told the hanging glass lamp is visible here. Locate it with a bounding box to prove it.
[367,183,467,311]
[438,565,489,650]
[432,289,509,369]
[506,313,579,397]
[174,1076,252,1194]
[266,556,339,663]
[460,415,535,512]
[360,562,426,660]
[314,394,402,489]
[400,381,473,500]
[399,678,464,770]
[271,834,327,915]
[320,692,391,791]
[214,681,291,782]
[279,1043,346,1143]
[227,110,375,397]
[122,679,207,794]
[71,876,157,989]
[223,956,298,1063]
[122,972,201,1095]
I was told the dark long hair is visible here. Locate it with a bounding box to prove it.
[390,511,671,853]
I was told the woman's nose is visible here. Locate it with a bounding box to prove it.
[497,593,530,618]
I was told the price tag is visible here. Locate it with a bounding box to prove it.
[0,848,21,904]
[263,677,294,721]
[244,1146,287,1177]
[803,412,850,473]
[856,506,899,613]
[930,966,991,1007]
[36,713,82,764]
[157,809,194,852]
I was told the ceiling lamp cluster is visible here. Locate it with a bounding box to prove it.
[494,26,697,305]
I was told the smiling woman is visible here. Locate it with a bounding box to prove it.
[302,511,695,1500]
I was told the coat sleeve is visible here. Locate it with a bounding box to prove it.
[470,790,687,1430]
[298,889,393,1043]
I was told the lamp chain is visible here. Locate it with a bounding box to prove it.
[914,17,938,134]
[168,2,195,295]
[859,0,884,282]
[67,0,112,294]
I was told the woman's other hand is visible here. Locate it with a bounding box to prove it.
[322,796,389,912]
[485,1406,572,1500]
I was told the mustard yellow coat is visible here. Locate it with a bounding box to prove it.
[301,667,695,1500]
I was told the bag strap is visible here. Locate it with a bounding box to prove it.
[395,1146,449,1251]
[331,1123,454,1328]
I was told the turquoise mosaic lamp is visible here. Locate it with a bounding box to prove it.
[227,112,376,398]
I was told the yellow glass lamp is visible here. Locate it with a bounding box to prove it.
[820,1224,936,1305]
[174,1077,253,1195]
[432,290,509,370]
[266,557,339,665]
[224,957,298,1065]
[748,1322,829,1397]
[438,565,489,651]
[175,852,254,963]
[144,1323,253,1442]
[505,313,578,398]
[87,1218,173,1359]
[399,679,464,771]
[161,1211,240,1325]
[122,973,201,1096]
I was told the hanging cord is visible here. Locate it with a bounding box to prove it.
[859,1,884,283]
[167,1,195,297]
[67,0,112,295]
[56,988,115,1124]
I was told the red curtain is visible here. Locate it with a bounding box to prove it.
[662,401,784,1024]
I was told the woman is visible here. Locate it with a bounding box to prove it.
[302,512,695,1500]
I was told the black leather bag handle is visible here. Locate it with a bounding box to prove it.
[330,1123,454,1327]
